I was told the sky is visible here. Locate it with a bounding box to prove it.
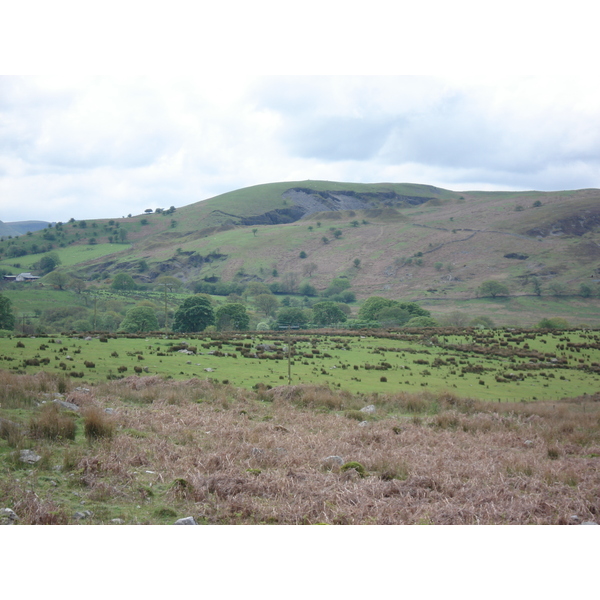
[1,2,599,224]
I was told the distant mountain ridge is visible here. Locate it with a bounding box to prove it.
[0,220,50,237]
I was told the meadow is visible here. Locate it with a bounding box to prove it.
[1,327,599,401]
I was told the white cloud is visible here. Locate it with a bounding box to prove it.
[1,74,600,223]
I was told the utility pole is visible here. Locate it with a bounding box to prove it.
[278,324,299,385]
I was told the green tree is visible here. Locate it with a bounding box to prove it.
[375,306,412,327]
[531,277,542,296]
[579,283,593,298]
[479,281,509,298]
[118,306,159,333]
[537,317,569,330]
[172,295,215,332]
[469,315,495,328]
[405,316,438,327]
[358,297,398,321]
[276,307,308,328]
[111,273,136,291]
[215,303,249,331]
[312,301,347,326]
[0,294,15,330]
[36,252,61,275]
[44,271,71,290]
[254,294,279,317]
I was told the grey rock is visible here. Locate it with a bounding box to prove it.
[570,515,580,523]
[581,521,598,525]
[360,404,376,414]
[1,508,18,524]
[524,440,534,447]
[104,408,115,414]
[174,516,197,525]
[55,400,80,411]
[358,421,369,427]
[111,518,125,524]
[322,456,344,469]
[19,449,41,464]
[73,510,93,520]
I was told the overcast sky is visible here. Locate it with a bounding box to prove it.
[1,3,598,223]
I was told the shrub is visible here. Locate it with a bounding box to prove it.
[340,461,367,477]
[29,403,76,441]
[83,407,114,441]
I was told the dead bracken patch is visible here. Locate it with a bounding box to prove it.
[1,372,599,525]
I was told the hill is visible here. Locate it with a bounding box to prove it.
[1,181,599,326]
[0,220,50,238]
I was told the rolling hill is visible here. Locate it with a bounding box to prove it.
[1,181,599,326]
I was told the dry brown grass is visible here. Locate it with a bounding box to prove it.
[2,374,599,524]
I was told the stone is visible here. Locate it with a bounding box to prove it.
[524,440,534,447]
[358,421,369,427]
[360,404,376,414]
[111,518,125,524]
[19,449,41,464]
[174,516,197,525]
[73,510,93,520]
[56,400,80,411]
[581,521,598,525]
[1,508,18,524]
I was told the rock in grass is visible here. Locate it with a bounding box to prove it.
[73,510,93,520]
[174,516,197,525]
[1,508,18,524]
[360,405,376,414]
[581,521,598,525]
[19,449,41,464]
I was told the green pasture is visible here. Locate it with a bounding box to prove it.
[0,244,129,273]
[1,329,599,402]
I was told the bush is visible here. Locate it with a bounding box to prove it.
[29,403,76,441]
[83,407,114,441]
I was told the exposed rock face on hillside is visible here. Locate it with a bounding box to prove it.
[282,187,435,218]
[526,209,600,237]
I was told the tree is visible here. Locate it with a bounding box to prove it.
[118,306,159,333]
[172,295,215,332]
[302,263,318,278]
[358,297,398,321]
[156,276,182,293]
[244,282,271,298]
[252,228,258,237]
[376,306,412,327]
[215,303,249,331]
[299,251,307,259]
[312,301,347,326]
[531,277,542,296]
[254,294,279,317]
[45,271,71,290]
[579,283,593,298]
[405,316,438,327]
[353,258,361,268]
[69,277,87,294]
[440,311,470,327]
[0,294,15,330]
[469,315,495,328]
[479,281,509,298]
[276,307,308,328]
[118,229,128,243]
[36,252,61,275]
[322,278,351,298]
[537,317,569,330]
[281,272,299,294]
[111,273,136,291]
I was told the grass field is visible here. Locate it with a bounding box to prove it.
[1,328,599,402]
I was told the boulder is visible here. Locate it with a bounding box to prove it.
[174,516,197,525]
[1,508,18,524]
[360,405,376,414]
[19,449,41,464]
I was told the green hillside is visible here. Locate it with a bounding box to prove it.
[1,181,599,327]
